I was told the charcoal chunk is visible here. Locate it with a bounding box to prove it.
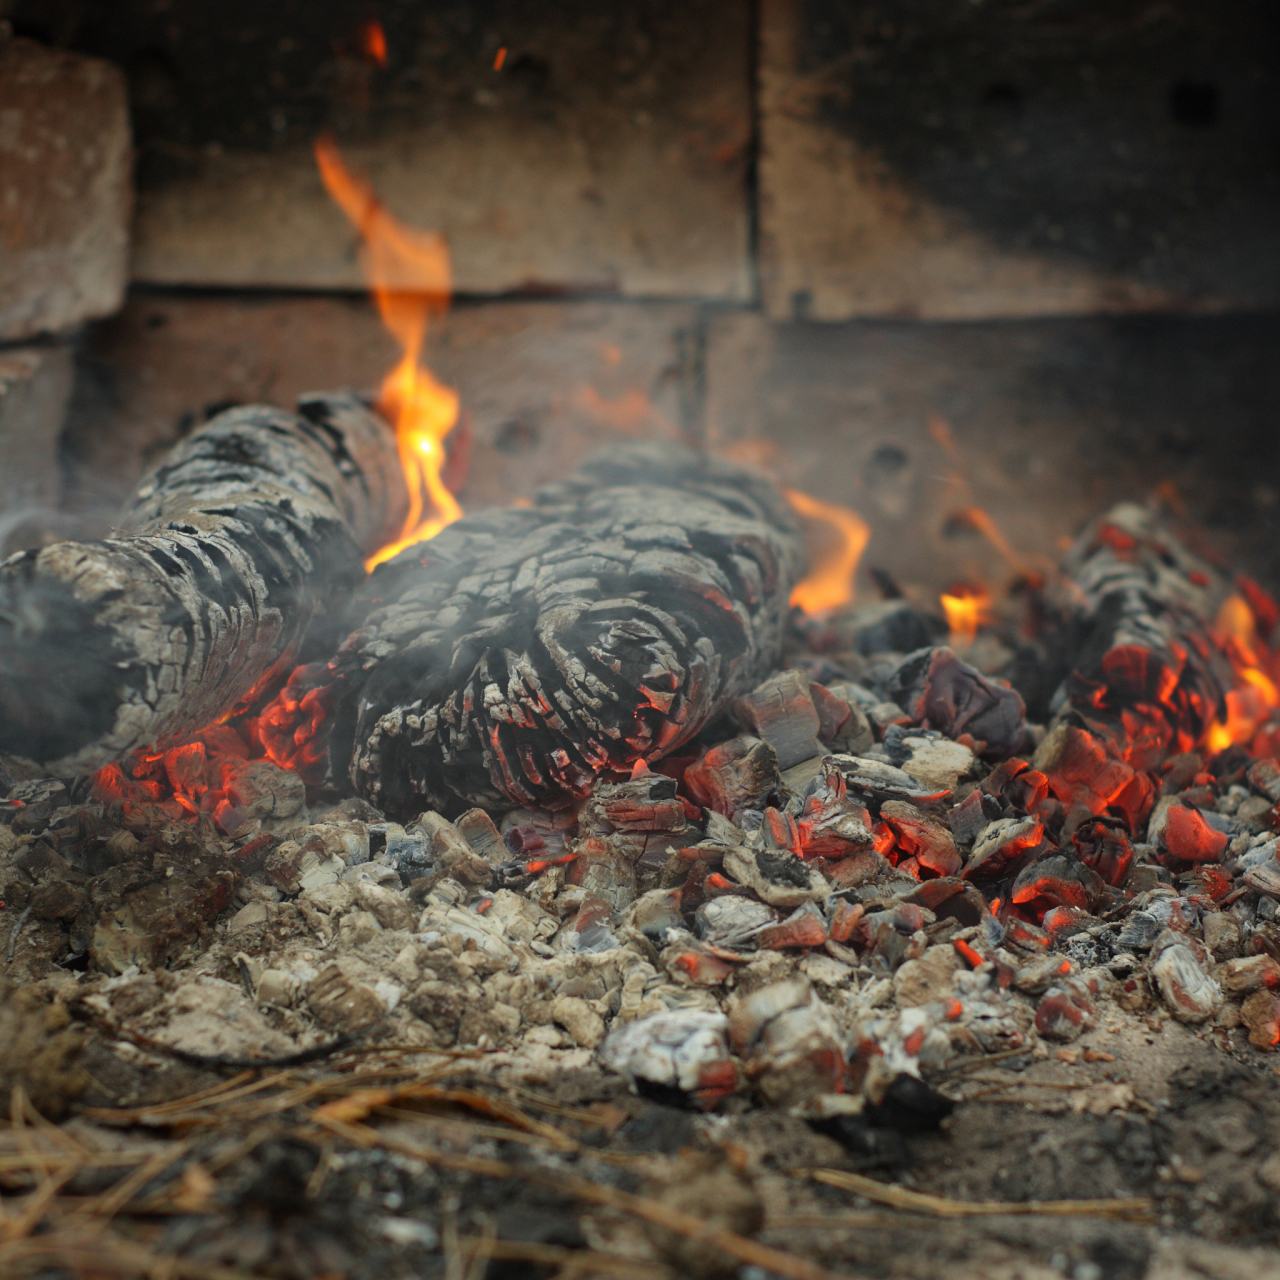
[888,647,1032,758]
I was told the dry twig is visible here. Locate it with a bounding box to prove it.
[316,1114,852,1280]
[78,1139,193,1219]
[0,1227,259,1280]
[802,1168,1154,1221]
[459,1236,670,1280]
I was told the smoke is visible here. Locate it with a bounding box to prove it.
[0,504,89,560]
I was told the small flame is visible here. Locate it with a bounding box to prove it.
[314,135,461,569]
[493,46,507,71]
[360,21,387,67]
[1154,478,1188,518]
[928,413,961,465]
[1206,593,1280,753]
[1216,593,1258,651]
[783,488,871,616]
[940,583,992,648]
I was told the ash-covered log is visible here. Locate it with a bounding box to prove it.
[0,394,406,777]
[266,444,803,817]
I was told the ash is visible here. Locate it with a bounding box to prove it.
[5,503,1280,1276]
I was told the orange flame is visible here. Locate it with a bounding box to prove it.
[572,384,677,436]
[783,489,871,616]
[493,46,507,71]
[1216,593,1259,651]
[360,21,387,66]
[940,583,993,648]
[314,135,461,569]
[950,506,1026,576]
[1206,593,1280,753]
[928,413,960,463]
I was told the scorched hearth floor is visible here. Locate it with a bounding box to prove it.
[3,391,1280,1280]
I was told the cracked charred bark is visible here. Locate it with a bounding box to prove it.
[0,394,406,778]
[1051,503,1238,752]
[268,444,805,818]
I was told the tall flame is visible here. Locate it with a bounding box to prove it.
[783,488,871,616]
[314,135,461,569]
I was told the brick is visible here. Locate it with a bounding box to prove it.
[0,36,131,340]
[112,2,750,299]
[62,295,698,531]
[758,0,1280,321]
[704,310,1280,599]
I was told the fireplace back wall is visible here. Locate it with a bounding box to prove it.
[2,0,1278,597]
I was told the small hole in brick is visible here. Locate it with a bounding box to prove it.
[868,444,909,476]
[980,81,1023,111]
[1169,81,1220,128]
[494,417,541,454]
[508,53,553,99]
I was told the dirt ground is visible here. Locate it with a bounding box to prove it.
[4,941,1280,1280]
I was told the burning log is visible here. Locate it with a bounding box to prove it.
[271,443,803,817]
[0,394,407,778]
[1052,504,1240,763]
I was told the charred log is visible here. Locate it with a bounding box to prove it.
[1050,503,1238,763]
[268,444,803,817]
[0,394,406,777]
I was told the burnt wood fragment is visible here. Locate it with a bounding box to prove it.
[735,669,823,770]
[1011,850,1106,915]
[279,444,803,817]
[685,736,781,820]
[887,647,1032,759]
[0,394,406,777]
[878,800,961,878]
[579,769,697,886]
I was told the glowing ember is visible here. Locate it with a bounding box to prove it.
[493,46,508,71]
[89,724,291,835]
[360,21,388,67]
[314,135,461,570]
[940,582,993,648]
[783,489,870,616]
